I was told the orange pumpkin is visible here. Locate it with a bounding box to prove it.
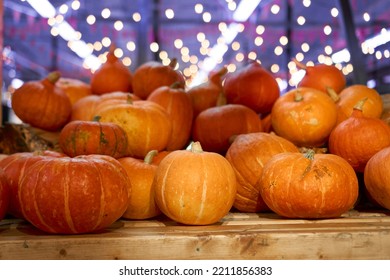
[59,116,128,158]
[223,61,280,114]
[132,59,185,100]
[147,83,193,150]
[364,147,390,210]
[57,77,92,105]
[11,71,72,131]
[90,45,133,95]
[19,155,131,234]
[271,87,338,147]
[225,132,299,213]
[328,99,390,173]
[153,142,237,225]
[0,168,10,221]
[118,150,161,219]
[99,100,172,158]
[259,150,359,218]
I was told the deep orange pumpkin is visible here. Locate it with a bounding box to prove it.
[0,168,10,221]
[328,99,390,173]
[225,132,299,213]
[153,142,237,225]
[57,77,92,105]
[259,150,359,218]
[147,83,193,150]
[59,116,128,158]
[11,71,72,131]
[19,155,131,234]
[118,150,161,219]
[223,61,280,114]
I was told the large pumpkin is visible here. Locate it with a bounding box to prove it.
[225,132,299,213]
[59,117,128,158]
[0,168,10,221]
[11,71,72,131]
[223,61,280,114]
[271,87,338,147]
[259,150,359,218]
[19,155,131,234]
[0,151,64,218]
[364,147,390,210]
[118,150,161,219]
[99,100,172,158]
[153,142,237,225]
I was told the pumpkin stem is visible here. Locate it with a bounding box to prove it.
[353,98,368,112]
[216,91,227,106]
[144,150,158,164]
[292,58,307,70]
[303,149,316,160]
[46,71,61,84]
[170,81,183,89]
[294,90,304,102]
[93,115,101,122]
[326,87,340,103]
[169,58,178,69]
[126,94,134,104]
[190,141,204,153]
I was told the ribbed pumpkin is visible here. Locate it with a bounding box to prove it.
[192,94,263,154]
[153,142,237,225]
[99,100,172,158]
[0,168,10,221]
[11,71,72,131]
[118,150,161,219]
[334,84,383,125]
[259,150,359,218]
[59,116,128,158]
[19,155,131,234]
[225,132,299,213]
[132,59,185,100]
[271,87,338,147]
[0,151,65,218]
[364,147,390,210]
[187,66,227,119]
[328,99,390,173]
[223,61,280,114]
[57,77,92,105]
[90,45,133,95]
[147,83,193,150]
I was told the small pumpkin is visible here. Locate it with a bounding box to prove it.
[147,82,193,150]
[19,155,131,234]
[90,44,133,95]
[223,61,280,114]
[118,150,161,219]
[57,77,92,105]
[364,147,390,210]
[132,58,185,100]
[328,99,390,173]
[11,71,72,131]
[0,168,10,221]
[271,87,338,147]
[225,132,299,213]
[153,141,237,225]
[259,150,359,218]
[59,116,128,158]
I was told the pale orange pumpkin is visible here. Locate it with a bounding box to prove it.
[57,77,92,105]
[153,142,237,225]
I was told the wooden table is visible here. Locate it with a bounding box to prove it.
[1,209,390,260]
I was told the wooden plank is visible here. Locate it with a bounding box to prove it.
[1,210,390,260]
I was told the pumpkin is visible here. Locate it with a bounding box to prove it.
[328,99,390,173]
[192,93,263,154]
[271,87,338,147]
[11,71,72,131]
[335,84,383,124]
[59,116,128,158]
[225,132,299,213]
[57,77,92,105]
[295,60,346,94]
[153,142,237,225]
[132,58,185,100]
[0,151,65,218]
[364,147,390,210]
[118,150,161,219]
[99,100,172,158]
[259,150,359,218]
[0,168,10,221]
[187,66,227,119]
[223,61,280,114]
[147,83,193,150]
[19,155,131,234]
[90,44,133,95]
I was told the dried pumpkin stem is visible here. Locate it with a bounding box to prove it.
[292,58,307,70]
[353,98,368,112]
[294,90,304,102]
[93,115,102,122]
[301,149,315,178]
[47,71,61,84]
[326,87,340,103]
[169,58,178,69]
[216,91,227,106]
[144,150,158,164]
[190,141,204,153]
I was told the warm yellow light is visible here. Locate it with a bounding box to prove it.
[190,55,198,64]
[86,15,96,25]
[218,22,227,32]
[71,0,80,10]
[47,17,56,26]
[301,42,310,52]
[174,39,183,49]
[228,1,237,11]
[197,32,205,42]
[271,4,280,14]
[303,0,311,7]
[227,63,236,72]
[194,3,203,14]
[55,14,64,24]
[256,25,265,35]
[122,57,132,66]
[126,41,136,51]
[248,51,257,60]
[202,12,211,22]
[280,36,288,45]
[101,8,111,19]
[274,46,283,56]
[94,41,102,51]
[201,40,210,48]
[59,4,69,14]
[165,9,175,19]
[363,12,370,22]
[331,7,339,17]
[324,45,333,55]
[150,42,159,52]
[376,50,382,60]
[296,52,304,61]
[297,16,306,25]
[133,12,141,22]
[114,48,123,58]
[271,64,280,73]
[232,41,241,51]
[254,36,263,46]
[159,51,168,60]
[50,27,59,36]
[114,20,124,31]
[102,37,111,47]
[324,25,332,35]
[181,47,189,56]
[235,53,244,62]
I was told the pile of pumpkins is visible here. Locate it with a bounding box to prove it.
[1,45,390,235]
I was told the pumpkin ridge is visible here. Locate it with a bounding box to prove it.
[90,159,105,232]
[64,159,77,233]
[195,155,208,224]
